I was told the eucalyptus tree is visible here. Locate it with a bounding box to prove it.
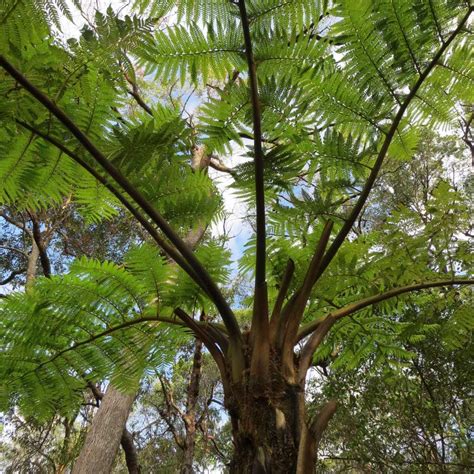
[0,0,473,472]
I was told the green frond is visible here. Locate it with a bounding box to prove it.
[134,0,235,26]
[443,304,474,349]
[255,31,328,78]
[0,0,70,53]
[164,242,232,310]
[137,22,245,85]
[197,82,248,154]
[124,242,170,299]
[0,257,189,418]
[247,0,325,37]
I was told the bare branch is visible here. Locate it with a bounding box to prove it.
[124,69,154,117]
[30,214,51,278]
[0,210,31,235]
[459,113,474,165]
[0,268,25,285]
[209,157,236,176]
[298,317,336,384]
[296,399,337,473]
[0,245,29,257]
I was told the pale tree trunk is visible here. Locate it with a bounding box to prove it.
[25,238,40,289]
[72,385,135,474]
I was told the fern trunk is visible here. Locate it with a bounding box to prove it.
[225,366,311,473]
[220,333,336,473]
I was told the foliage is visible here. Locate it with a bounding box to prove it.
[313,297,473,472]
[0,0,473,470]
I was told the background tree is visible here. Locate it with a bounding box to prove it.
[309,131,473,472]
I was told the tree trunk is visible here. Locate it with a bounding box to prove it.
[223,356,336,473]
[72,385,135,474]
[25,238,39,289]
[121,429,141,474]
[180,329,204,473]
[226,376,304,473]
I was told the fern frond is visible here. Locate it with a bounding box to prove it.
[137,22,245,85]
[0,257,189,418]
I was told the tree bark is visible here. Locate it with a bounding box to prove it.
[121,429,141,474]
[227,377,304,473]
[25,234,39,289]
[181,324,204,473]
[226,380,336,473]
[72,385,135,474]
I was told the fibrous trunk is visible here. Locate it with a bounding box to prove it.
[226,376,306,473]
[221,341,336,474]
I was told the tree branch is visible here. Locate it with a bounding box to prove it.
[124,72,154,117]
[25,312,221,382]
[120,429,141,474]
[311,8,473,283]
[0,57,241,344]
[0,268,25,285]
[297,278,474,383]
[209,156,236,176]
[158,374,185,419]
[284,221,334,332]
[0,210,31,235]
[30,214,51,278]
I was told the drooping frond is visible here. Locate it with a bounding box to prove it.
[0,255,190,418]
